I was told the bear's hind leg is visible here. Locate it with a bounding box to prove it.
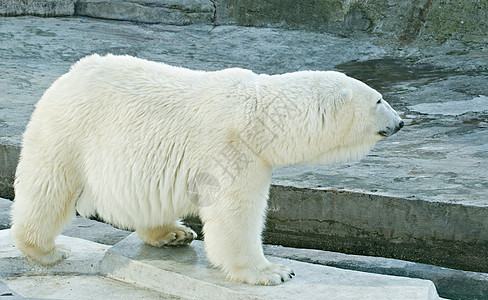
[11,190,77,265]
[11,160,79,265]
[137,222,197,247]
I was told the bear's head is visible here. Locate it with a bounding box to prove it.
[309,71,404,164]
[253,71,403,167]
[333,74,404,139]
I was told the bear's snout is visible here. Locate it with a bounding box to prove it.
[398,120,404,129]
[379,119,404,137]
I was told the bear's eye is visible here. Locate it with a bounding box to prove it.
[376,99,382,104]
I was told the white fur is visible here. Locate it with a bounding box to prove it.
[11,54,402,285]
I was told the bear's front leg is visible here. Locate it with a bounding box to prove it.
[199,192,294,285]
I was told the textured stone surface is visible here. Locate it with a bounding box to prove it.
[0,230,107,278]
[101,234,441,300]
[75,0,215,25]
[214,0,488,44]
[2,275,181,299]
[0,230,443,299]
[0,0,75,16]
[422,0,488,44]
[264,186,488,273]
[61,216,132,246]
[263,244,488,300]
[2,0,487,44]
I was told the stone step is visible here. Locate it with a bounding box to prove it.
[103,234,443,299]
[0,230,442,299]
[2,275,181,300]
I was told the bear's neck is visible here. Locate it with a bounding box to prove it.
[245,73,324,167]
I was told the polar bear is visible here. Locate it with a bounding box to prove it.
[11,54,403,285]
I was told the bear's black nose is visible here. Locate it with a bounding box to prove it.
[398,120,404,128]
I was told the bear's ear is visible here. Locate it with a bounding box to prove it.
[337,88,353,106]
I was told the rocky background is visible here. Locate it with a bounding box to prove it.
[1,0,487,45]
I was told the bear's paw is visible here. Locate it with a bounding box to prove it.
[33,244,71,265]
[227,263,295,285]
[137,224,197,247]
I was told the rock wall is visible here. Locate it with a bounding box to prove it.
[215,0,488,44]
[1,0,487,44]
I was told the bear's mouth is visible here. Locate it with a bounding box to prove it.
[378,121,404,137]
[378,127,398,137]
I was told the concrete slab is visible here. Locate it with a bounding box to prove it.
[261,186,488,273]
[0,230,107,278]
[101,233,442,300]
[263,244,488,300]
[61,216,132,246]
[0,229,179,299]
[2,275,181,300]
[0,230,443,299]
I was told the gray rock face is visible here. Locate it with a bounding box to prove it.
[1,0,487,45]
[75,0,215,25]
[0,0,76,16]
[0,0,215,25]
[214,0,488,44]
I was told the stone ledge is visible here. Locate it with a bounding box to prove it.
[0,230,107,279]
[0,230,442,299]
[3,219,488,299]
[263,244,488,300]
[101,233,441,299]
[265,186,488,273]
[184,185,488,274]
[2,275,179,299]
